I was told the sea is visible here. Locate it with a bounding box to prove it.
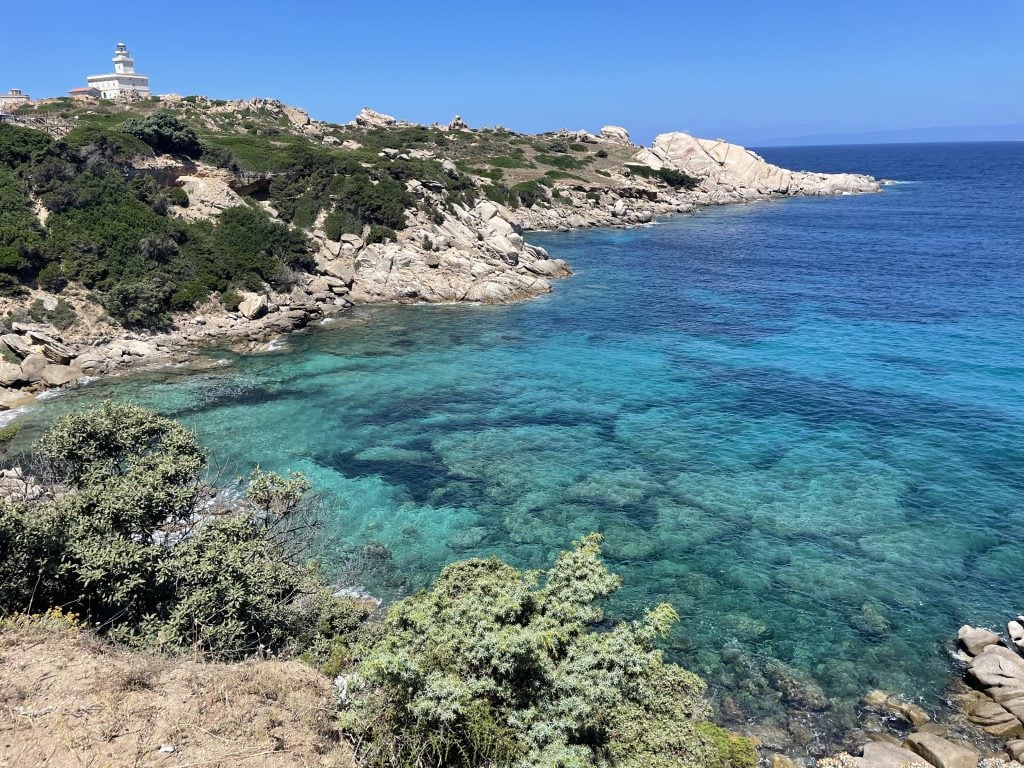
[9,142,1024,746]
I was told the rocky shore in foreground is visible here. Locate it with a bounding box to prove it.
[0,99,879,410]
[796,616,1024,768]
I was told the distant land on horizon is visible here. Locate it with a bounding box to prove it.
[754,121,1024,148]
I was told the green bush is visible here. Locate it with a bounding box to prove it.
[365,225,396,244]
[339,534,756,768]
[167,186,189,207]
[0,165,46,294]
[625,164,699,189]
[332,173,411,230]
[120,112,202,157]
[102,277,172,328]
[596,149,609,159]
[220,289,243,312]
[0,403,357,661]
[324,208,363,241]
[0,424,18,444]
[511,180,548,208]
[28,298,77,330]
[534,153,580,170]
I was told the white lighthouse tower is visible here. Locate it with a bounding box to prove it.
[85,42,152,100]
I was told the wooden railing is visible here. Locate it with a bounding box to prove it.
[0,113,74,139]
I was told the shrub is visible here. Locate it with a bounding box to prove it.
[324,208,363,241]
[102,277,171,328]
[220,289,243,312]
[596,149,609,158]
[339,534,756,768]
[120,112,202,157]
[0,403,358,661]
[167,186,189,207]
[511,180,548,208]
[28,298,77,330]
[534,153,580,170]
[625,164,699,189]
[331,173,411,230]
[0,424,18,443]
[365,225,396,244]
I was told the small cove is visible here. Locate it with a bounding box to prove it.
[10,142,1024,740]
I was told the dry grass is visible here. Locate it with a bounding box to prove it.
[0,623,355,768]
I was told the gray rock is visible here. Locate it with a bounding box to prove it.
[599,125,632,145]
[964,698,1021,736]
[41,364,80,387]
[903,733,978,768]
[1006,740,1024,761]
[71,351,108,374]
[967,645,1024,723]
[0,362,26,387]
[20,353,47,383]
[857,741,930,768]
[238,293,268,320]
[1009,620,1024,655]
[959,625,1003,656]
[322,260,355,284]
[2,334,34,359]
[26,331,74,364]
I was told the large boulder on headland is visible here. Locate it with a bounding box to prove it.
[355,107,396,128]
[599,125,633,145]
[633,132,880,196]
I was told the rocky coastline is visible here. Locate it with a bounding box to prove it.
[754,616,1024,768]
[0,100,880,413]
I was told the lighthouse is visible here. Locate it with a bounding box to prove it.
[84,42,152,100]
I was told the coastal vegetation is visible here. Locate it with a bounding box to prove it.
[0,403,754,768]
[0,96,699,331]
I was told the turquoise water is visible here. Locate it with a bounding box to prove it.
[11,143,1024,739]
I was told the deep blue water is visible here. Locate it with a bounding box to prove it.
[13,142,1024,733]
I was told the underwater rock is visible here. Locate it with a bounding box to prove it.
[764,660,830,712]
[863,690,931,726]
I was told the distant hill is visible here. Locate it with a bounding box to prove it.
[758,122,1024,147]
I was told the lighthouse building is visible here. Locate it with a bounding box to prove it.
[85,42,151,100]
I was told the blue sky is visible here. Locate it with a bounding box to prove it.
[2,0,1022,146]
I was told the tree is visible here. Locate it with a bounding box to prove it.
[120,112,202,157]
[0,403,356,660]
[338,534,756,768]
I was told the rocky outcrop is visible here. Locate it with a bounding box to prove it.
[634,132,880,198]
[966,646,1024,731]
[237,292,269,320]
[448,115,469,131]
[349,199,569,305]
[354,107,397,128]
[599,125,633,145]
[959,625,1004,657]
[176,174,243,220]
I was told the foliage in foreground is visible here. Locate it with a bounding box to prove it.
[0,402,358,659]
[0,403,752,767]
[339,534,755,768]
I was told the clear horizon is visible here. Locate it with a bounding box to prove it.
[2,0,1022,147]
